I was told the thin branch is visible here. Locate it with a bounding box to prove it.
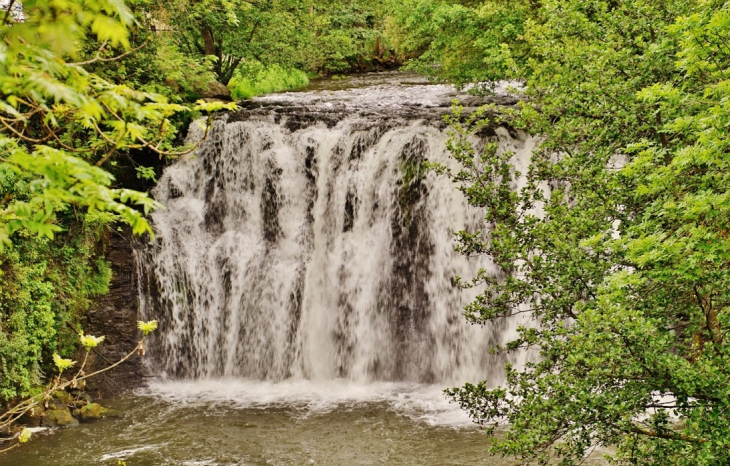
[0,117,53,144]
[2,0,16,26]
[95,144,119,167]
[631,425,707,444]
[72,38,151,67]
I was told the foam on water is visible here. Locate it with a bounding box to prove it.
[140,379,475,428]
[99,445,161,461]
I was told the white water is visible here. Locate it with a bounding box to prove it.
[137,74,537,425]
[139,379,474,427]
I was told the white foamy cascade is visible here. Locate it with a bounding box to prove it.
[138,76,536,387]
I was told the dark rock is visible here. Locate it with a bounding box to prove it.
[17,405,45,427]
[72,395,92,408]
[50,390,72,405]
[77,403,112,422]
[83,227,148,398]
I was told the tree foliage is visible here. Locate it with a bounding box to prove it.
[163,0,396,84]
[81,0,217,102]
[0,0,232,407]
[163,0,298,85]
[1,0,178,244]
[415,0,730,464]
[386,0,533,86]
[298,0,395,74]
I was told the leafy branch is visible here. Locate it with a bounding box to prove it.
[0,321,159,454]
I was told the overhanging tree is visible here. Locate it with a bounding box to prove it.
[0,0,233,440]
[428,0,730,464]
[387,0,534,87]
[163,0,305,85]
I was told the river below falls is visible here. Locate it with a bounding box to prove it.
[5,382,498,465]
[3,380,610,465]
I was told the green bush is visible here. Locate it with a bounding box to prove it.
[0,169,112,402]
[229,65,310,100]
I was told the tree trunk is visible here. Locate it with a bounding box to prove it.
[202,27,216,56]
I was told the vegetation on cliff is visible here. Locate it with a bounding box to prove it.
[0,0,232,430]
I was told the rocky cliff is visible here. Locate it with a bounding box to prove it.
[83,227,148,398]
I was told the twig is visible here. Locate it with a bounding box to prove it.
[2,0,16,26]
[72,38,152,67]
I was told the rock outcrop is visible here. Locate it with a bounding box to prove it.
[83,227,149,398]
[198,81,232,101]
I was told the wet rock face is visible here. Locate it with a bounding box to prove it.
[83,228,147,397]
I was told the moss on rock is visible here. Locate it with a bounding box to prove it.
[77,402,113,421]
[42,407,79,428]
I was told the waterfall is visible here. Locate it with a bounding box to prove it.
[137,75,537,387]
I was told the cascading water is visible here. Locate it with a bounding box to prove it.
[137,73,537,388]
[6,75,599,466]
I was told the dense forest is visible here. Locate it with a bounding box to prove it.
[2,0,730,464]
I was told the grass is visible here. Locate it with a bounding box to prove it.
[229,65,310,100]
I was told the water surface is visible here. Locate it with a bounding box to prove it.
[5,381,508,465]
